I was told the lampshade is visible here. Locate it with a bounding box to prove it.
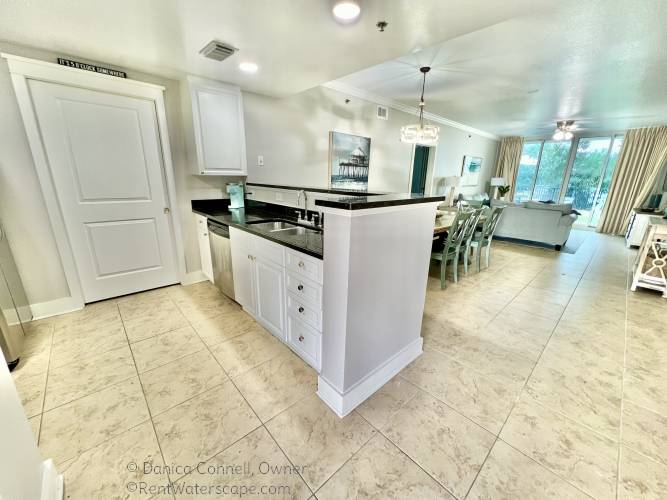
[490,177,506,186]
[443,176,461,187]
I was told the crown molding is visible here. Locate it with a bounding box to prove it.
[321,80,499,141]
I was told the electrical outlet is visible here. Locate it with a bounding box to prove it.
[257,155,264,166]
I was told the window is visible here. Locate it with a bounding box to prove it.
[513,134,624,227]
[514,140,572,202]
[514,142,541,203]
[531,141,572,201]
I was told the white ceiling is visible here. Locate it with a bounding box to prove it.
[0,0,538,97]
[333,0,667,137]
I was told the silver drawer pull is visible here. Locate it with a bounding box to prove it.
[298,335,304,342]
[298,306,305,313]
[298,261,305,268]
[297,284,304,291]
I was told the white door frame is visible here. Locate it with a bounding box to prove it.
[2,53,186,311]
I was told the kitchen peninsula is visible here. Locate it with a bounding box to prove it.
[193,187,445,416]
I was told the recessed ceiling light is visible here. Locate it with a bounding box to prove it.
[239,62,258,74]
[332,0,361,22]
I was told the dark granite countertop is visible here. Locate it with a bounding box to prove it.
[192,199,323,259]
[246,182,384,196]
[315,193,447,210]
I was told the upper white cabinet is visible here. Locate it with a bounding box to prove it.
[187,76,247,176]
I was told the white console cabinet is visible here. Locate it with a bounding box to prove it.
[230,227,323,370]
[626,211,654,247]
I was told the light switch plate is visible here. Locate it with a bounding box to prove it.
[257,155,264,166]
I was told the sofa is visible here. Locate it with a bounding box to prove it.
[491,200,578,249]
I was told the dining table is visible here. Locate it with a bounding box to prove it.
[433,207,486,235]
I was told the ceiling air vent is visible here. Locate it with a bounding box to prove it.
[199,40,238,61]
[376,105,389,120]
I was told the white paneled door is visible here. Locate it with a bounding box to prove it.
[28,80,179,302]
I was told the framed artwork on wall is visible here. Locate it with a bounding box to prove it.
[328,131,371,191]
[461,155,483,186]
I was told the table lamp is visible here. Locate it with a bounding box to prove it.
[490,177,506,199]
[443,176,461,206]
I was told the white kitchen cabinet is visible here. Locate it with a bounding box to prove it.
[230,227,323,370]
[188,76,247,176]
[195,214,213,281]
[254,258,286,340]
[230,234,257,315]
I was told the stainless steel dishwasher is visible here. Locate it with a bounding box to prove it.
[208,220,235,301]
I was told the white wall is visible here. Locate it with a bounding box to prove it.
[0,42,229,311]
[0,350,50,499]
[243,86,499,195]
[429,127,500,198]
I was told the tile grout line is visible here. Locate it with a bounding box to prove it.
[34,322,56,446]
[172,290,317,498]
[462,240,601,499]
[348,395,462,499]
[615,249,632,500]
[116,300,177,500]
[310,422,380,497]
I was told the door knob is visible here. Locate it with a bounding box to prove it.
[298,306,305,313]
[297,284,304,291]
[298,335,304,342]
[298,261,305,268]
[164,207,171,214]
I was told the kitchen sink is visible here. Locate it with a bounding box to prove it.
[247,220,297,231]
[246,219,321,235]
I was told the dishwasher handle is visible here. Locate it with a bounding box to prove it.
[207,221,230,238]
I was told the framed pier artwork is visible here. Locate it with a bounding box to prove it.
[328,131,371,191]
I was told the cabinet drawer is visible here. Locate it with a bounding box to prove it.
[287,293,322,331]
[286,272,322,308]
[253,237,285,267]
[287,315,321,371]
[285,249,322,284]
[230,227,285,267]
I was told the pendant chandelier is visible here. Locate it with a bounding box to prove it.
[400,66,439,145]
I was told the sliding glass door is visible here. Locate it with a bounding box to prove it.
[514,134,624,227]
[563,136,624,227]
[514,140,572,202]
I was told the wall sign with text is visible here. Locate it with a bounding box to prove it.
[57,58,127,78]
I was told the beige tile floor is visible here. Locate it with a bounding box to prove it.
[11,231,667,499]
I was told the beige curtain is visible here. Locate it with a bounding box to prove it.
[598,126,667,235]
[494,136,524,200]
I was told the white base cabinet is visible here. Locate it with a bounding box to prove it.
[230,227,322,370]
[195,214,213,282]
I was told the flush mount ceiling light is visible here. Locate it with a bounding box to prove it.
[553,120,575,141]
[400,66,440,145]
[332,0,361,23]
[239,62,259,73]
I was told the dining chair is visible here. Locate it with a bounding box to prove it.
[431,209,473,289]
[469,206,505,272]
[461,207,485,275]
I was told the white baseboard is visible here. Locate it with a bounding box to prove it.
[317,337,423,417]
[40,459,63,500]
[181,270,209,286]
[30,296,83,320]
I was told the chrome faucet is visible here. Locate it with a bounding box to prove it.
[296,189,307,210]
